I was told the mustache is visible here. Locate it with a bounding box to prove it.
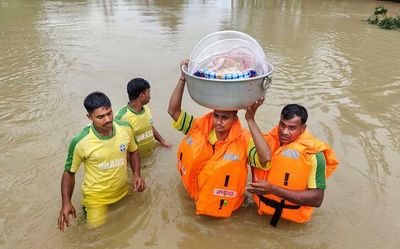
[279,134,289,139]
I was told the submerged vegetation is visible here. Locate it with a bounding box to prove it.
[367,6,400,30]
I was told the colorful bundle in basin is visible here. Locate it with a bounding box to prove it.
[193,47,258,80]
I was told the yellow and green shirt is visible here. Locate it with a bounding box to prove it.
[64,120,138,206]
[115,104,154,156]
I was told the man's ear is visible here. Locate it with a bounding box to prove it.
[302,124,307,132]
[86,113,93,121]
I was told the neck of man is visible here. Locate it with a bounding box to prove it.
[215,130,229,141]
[128,100,143,113]
[94,124,113,137]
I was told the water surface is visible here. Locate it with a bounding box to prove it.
[0,0,399,248]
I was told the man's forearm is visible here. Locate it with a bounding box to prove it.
[129,150,141,176]
[61,171,75,204]
[247,119,271,164]
[167,78,185,121]
[270,185,324,207]
[152,126,164,143]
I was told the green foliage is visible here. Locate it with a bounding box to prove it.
[374,6,387,16]
[378,16,398,29]
[395,15,400,26]
[367,6,400,30]
[367,15,379,24]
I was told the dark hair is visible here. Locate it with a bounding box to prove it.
[83,91,111,114]
[281,104,308,124]
[213,110,238,117]
[127,78,150,100]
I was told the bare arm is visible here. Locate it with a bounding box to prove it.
[168,60,188,121]
[152,126,170,148]
[58,171,76,232]
[245,97,271,164]
[129,150,145,192]
[246,180,324,207]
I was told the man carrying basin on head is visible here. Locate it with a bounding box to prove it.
[246,104,339,227]
[57,92,146,231]
[167,60,271,218]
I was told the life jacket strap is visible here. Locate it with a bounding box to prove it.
[257,194,300,227]
[179,152,183,176]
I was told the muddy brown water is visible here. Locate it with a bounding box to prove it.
[0,0,399,248]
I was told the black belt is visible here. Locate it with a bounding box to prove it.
[257,194,300,227]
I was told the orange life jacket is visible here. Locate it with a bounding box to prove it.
[252,126,339,226]
[176,112,249,218]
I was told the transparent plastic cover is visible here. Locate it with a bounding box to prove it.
[188,31,269,78]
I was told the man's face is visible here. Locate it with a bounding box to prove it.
[87,106,113,131]
[212,110,237,133]
[278,115,305,145]
[140,88,151,105]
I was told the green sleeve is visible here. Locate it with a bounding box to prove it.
[315,152,327,189]
[64,127,89,172]
[172,111,194,135]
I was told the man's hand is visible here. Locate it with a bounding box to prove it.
[245,180,273,195]
[180,59,189,80]
[133,174,146,192]
[57,201,76,232]
[152,127,171,149]
[159,140,172,148]
[245,96,265,121]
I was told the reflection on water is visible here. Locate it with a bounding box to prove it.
[1,0,400,248]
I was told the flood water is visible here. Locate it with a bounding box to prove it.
[1,0,399,248]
